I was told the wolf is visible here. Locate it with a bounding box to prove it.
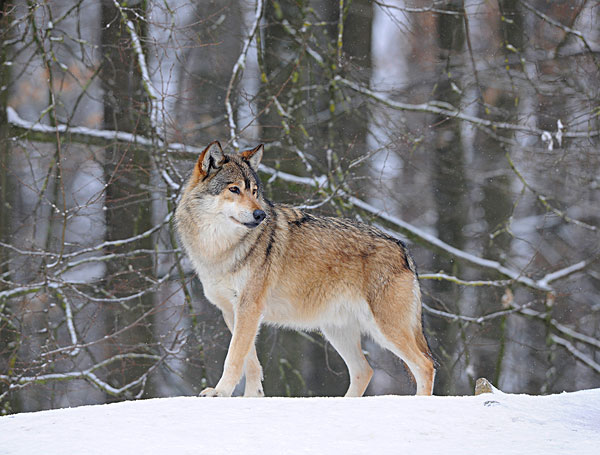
[175,141,435,397]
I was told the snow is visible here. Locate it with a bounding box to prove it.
[1,389,598,454]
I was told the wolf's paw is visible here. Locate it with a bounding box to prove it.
[199,387,228,397]
[244,387,265,398]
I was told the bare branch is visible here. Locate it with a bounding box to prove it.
[336,76,600,139]
[551,335,600,375]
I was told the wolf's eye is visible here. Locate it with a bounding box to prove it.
[229,186,240,194]
[252,188,257,196]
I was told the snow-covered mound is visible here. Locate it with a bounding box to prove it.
[1,389,598,454]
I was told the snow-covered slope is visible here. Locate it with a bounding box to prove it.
[1,389,598,454]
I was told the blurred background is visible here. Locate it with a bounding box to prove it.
[0,0,599,414]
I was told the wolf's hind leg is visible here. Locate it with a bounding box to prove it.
[321,325,373,397]
[378,330,435,395]
[370,275,435,395]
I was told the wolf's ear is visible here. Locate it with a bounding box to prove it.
[195,141,225,180]
[240,144,263,172]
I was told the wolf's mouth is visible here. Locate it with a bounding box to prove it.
[230,217,261,229]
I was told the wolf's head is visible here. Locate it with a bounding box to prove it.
[179,141,267,233]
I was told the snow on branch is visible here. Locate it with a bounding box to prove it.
[7,106,191,192]
[519,0,600,61]
[336,76,600,140]
[551,335,600,375]
[538,258,598,289]
[423,300,536,324]
[54,288,80,357]
[7,106,160,148]
[0,282,47,300]
[419,273,513,288]
[519,307,600,351]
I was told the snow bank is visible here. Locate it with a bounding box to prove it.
[1,389,598,454]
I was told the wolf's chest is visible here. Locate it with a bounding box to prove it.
[198,268,249,306]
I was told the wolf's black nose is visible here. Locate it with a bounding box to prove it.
[253,209,266,223]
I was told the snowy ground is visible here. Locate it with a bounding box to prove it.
[1,389,598,454]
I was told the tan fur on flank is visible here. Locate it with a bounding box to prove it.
[175,141,435,397]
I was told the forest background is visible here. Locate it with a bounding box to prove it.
[0,0,598,414]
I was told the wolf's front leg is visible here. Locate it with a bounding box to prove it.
[243,344,264,397]
[200,299,263,397]
[208,302,264,397]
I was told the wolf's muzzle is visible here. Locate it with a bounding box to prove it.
[243,209,266,228]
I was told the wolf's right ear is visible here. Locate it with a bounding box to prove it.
[194,141,225,180]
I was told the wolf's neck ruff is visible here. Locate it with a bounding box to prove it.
[175,142,435,398]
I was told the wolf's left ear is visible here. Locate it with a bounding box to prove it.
[241,144,263,172]
[195,141,225,180]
